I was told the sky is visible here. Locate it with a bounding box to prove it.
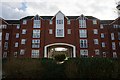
[0,0,120,20]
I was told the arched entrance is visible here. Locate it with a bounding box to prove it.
[44,43,76,58]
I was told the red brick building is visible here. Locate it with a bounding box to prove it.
[1,11,120,59]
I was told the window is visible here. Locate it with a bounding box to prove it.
[119,42,120,47]
[79,30,87,38]
[49,29,53,34]
[94,39,99,44]
[3,52,7,58]
[79,19,86,28]
[0,32,2,40]
[111,33,115,40]
[21,39,26,44]
[102,42,105,47]
[4,42,8,50]
[101,33,105,38]
[95,49,99,55]
[67,20,70,24]
[118,32,120,40]
[33,30,40,38]
[32,39,40,48]
[31,50,39,58]
[17,24,20,29]
[5,33,9,40]
[80,39,88,48]
[56,29,64,37]
[33,20,40,28]
[22,29,27,34]
[20,49,25,55]
[93,20,97,24]
[15,42,18,47]
[112,42,116,50]
[57,20,63,24]
[50,20,52,24]
[100,24,103,29]
[23,20,27,24]
[80,50,88,57]
[67,29,71,34]
[14,52,18,57]
[93,29,98,34]
[103,52,106,57]
[16,33,19,38]
[113,52,117,58]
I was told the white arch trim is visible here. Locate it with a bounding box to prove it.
[44,43,76,58]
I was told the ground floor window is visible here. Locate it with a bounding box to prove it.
[103,52,106,57]
[113,52,117,58]
[31,50,39,58]
[3,52,7,58]
[80,49,88,57]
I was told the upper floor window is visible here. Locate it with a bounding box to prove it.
[80,49,88,57]
[80,39,88,48]
[32,39,40,48]
[33,20,40,28]
[94,39,99,44]
[79,30,87,38]
[95,49,99,55]
[101,33,105,38]
[4,42,8,50]
[23,20,27,24]
[118,32,120,40]
[111,33,115,40]
[50,20,52,24]
[100,24,104,29]
[67,29,71,34]
[15,42,18,47]
[31,50,39,58]
[20,49,25,55]
[33,30,40,38]
[93,20,97,24]
[21,39,26,44]
[57,20,63,24]
[102,42,105,47]
[113,52,117,58]
[56,29,64,37]
[93,29,98,34]
[49,29,53,34]
[22,29,27,34]
[5,33,9,40]
[67,20,70,24]
[112,42,116,50]
[79,19,86,28]
[16,33,19,38]
[17,24,20,29]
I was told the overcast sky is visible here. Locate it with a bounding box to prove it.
[0,0,119,20]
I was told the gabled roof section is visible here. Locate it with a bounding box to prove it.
[110,17,120,25]
[0,17,9,25]
[76,14,88,20]
[31,14,43,20]
[5,20,20,24]
[51,11,68,20]
[21,16,34,20]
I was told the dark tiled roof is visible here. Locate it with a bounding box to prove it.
[20,16,98,20]
[100,20,114,24]
[5,20,20,24]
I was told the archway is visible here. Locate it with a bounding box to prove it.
[44,43,76,58]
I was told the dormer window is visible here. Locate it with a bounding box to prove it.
[23,20,27,24]
[79,17,86,28]
[33,15,40,28]
[49,20,52,24]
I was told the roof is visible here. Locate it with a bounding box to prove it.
[5,20,20,24]
[20,16,98,20]
[100,20,114,25]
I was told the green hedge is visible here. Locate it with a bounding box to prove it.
[2,58,120,79]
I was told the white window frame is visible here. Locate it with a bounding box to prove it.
[111,33,115,40]
[4,42,8,50]
[17,24,20,29]
[94,39,99,44]
[118,32,120,40]
[101,33,105,38]
[112,42,116,50]
[33,20,40,28]
[79,30,87,38]
[32,30,40,38]
[20,49,25,55]
[113,52,117,58]
[67,29,71,34]
[100,24,103,29]
[95,49,99,55]
[21,39,26,44]
[103,52,106,57]
[56,29,64,37]
[49,29,53,34]
[93,20,97,24]
[5,33,9,40]
[3,52,7,58]
[93,29,98,34]
[22,29,27,34]
[67,20,70,24]
[79,18,86,28]
[80,39,88,48]
[102,42,105,47]
[57,20,63,24]
[50,20,52,24]
[80,49,88,57]
[31,50,39,58]
[0,32,2,40]
[23,20,27,24]
[32,39,40,48]
[15,42,18,47]
[14,52,18,57]
[16,33,19,38]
